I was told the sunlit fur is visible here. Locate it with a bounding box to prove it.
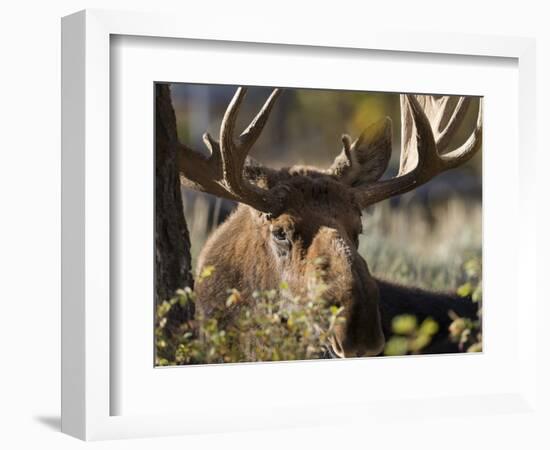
[195,169,386,357]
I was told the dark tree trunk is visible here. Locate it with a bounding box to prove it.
[155,83,194,331]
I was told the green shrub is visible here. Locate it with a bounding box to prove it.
[449,257,482,352]
[156,255,483,364]
[382,256,483,356]
[155,267,345,365]
[384,315,440,356]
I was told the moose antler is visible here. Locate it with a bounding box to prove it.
[352,93,482,207]
[177,87,286,214]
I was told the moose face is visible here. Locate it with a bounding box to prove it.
[261,177,385,357]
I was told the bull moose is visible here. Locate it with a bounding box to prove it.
[175,87,481,358]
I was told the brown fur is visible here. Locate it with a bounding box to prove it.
[195,172,386,357]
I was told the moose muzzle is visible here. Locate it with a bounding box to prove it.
[307,227,385,358]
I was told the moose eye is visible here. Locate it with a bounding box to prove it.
[272,228,287,241]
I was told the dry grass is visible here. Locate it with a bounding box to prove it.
[182,191,225,268]
[183,188,482,293]
[360,197,482,292]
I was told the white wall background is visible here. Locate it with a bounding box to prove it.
[0,1,548,448]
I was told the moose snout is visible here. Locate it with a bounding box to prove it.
[307,226,385,358]
[332,305,385,358]
[326,262,386,358]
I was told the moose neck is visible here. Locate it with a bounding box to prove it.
[195,205,283,300]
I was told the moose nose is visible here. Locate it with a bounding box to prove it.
[333,321,385,358]
[330,328,385,358]
[307,226,385,357]
[331,299,385,358]
[353,333,386,357]
[331,260,386,358]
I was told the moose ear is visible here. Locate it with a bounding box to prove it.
[328,117,393,187]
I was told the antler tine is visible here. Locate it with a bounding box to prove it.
[404,94,440,177]
[220,86,247,160]
[353,93,482,208]
[436,96,471,150]
[178,86,285,215]
[341,134,353,159]
[218,87,282,199]
[202,132,220,158]
[440,99,483,169]
[240,88,281,149]
[204,87,281,160]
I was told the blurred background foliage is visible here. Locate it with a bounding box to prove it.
[163,83,482,362]
[171,83,482,276]
[172,83,481,173]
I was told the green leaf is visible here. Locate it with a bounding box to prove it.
[199,265,216,281]
[449,318,467,338]
[472,285,482,303]
[467,342,483,353]
[464,258,481,278]
[391,315,417,335]
[409,334,431,352]
[457,282,472,297]
[419,318,439,336]
[384,337,409,356]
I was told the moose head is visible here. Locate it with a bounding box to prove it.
[176,87,482,358]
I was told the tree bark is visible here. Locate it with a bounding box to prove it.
[155,83,194,330]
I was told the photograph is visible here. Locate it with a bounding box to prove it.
[154,83,483,366]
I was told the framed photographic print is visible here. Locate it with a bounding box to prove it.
[62,8,539,442]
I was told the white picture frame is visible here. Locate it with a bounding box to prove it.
[61,9,538,441]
